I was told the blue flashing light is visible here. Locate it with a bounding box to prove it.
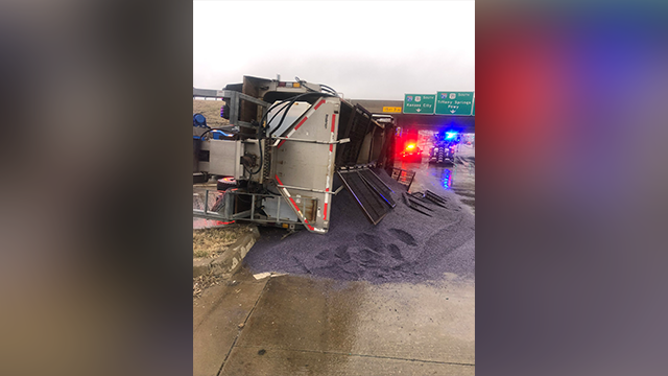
[445,131,458,140]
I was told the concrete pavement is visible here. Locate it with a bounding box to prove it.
[193,268,474,375]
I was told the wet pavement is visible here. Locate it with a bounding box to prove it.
[395,143,475,214]
[194,269,474,376]
[193,146,475,375]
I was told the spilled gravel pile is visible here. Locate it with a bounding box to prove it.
[244,169,475,284]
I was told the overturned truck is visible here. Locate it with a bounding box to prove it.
[193,76,399,234]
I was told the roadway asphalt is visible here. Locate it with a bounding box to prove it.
[396,142,475,214]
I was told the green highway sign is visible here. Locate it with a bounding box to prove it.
[435,92,475,115]
[403,94,435,114]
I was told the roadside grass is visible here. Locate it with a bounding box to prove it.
[193,99,230,128]
[192,226,240,258]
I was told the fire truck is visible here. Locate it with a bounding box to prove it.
[428,130,460,165]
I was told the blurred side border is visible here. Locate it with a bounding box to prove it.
[477,1,668,375]
[0,1,193,375]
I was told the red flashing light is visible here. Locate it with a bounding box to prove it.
[406,144,416,150]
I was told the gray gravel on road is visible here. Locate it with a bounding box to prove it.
[244,169,475,284]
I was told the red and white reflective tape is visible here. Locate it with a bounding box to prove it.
[324,187,330,221]
[323,111,337,223]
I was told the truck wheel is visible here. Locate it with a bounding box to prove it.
[217,177,236,191]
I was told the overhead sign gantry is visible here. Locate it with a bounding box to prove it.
[403,91,475,116]
[402,94,436,114]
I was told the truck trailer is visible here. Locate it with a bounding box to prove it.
[193,76,399,234]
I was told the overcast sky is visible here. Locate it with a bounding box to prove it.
[194,1,474,100]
